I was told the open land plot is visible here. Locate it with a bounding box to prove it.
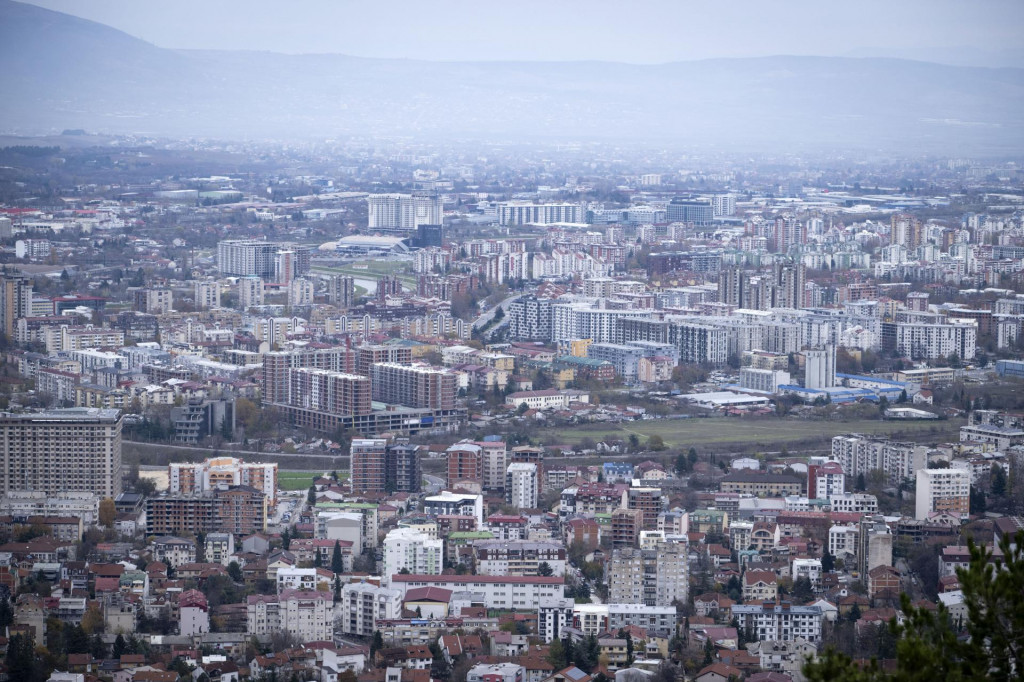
[535,417,965,453]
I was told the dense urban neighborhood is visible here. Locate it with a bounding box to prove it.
[0,134,1021,682]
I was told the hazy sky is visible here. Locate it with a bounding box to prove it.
[22,0,1024,63]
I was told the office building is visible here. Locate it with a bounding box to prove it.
[666,197,714,225]
[0,408,122,498]
[916,468,970,521]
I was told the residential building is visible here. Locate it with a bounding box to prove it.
[340,581,403,636]
[382,528,443,584]
[915,469,970,521]
[607,542,688,607]
[506,463,539,509]
[0,408,122,498]
[732,603,824,643]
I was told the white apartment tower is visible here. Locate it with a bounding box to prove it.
[506,462,539,509]
[916,468,970,521]
[382,527,443,584]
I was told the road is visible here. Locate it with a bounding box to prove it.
[424,474,445,494]
[472,293,523,330]
[125,440,347,462]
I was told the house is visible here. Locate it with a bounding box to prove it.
[694,663,744,682]
[867,565,901,604]
[742,571,778,603]
[541,666,592,682]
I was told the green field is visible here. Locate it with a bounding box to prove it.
[312,260,417,286]
[535,417,965,453]
[278,470,347,490]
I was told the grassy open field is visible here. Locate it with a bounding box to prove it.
[535,417,965,453]
[278,470,348,490]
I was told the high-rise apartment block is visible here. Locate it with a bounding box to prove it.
[607,543,688,606]
[497,202,582,226]
[370,362,457,409]
[0,408,122,499]
[193,280,221,309]
[237,276,264,310]
[367,192,443,231]
[351,438,422,494]
[506,462,539,509]
[146,485,267,536]
[447,442,483,489]
[0,273,32,338]
[916,468,970,521]
[217,239,280,278]
[327,274,355,308]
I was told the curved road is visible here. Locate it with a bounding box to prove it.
[473,293,523,330]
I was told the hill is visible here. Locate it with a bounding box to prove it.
[1,0,1022,153]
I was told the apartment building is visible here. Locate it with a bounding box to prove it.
[474,540,566,577]
[916,468,970,521]
[340,581,403,636]
[732,602,824,643]
[505,463,539,509]
[607,542,688,607]
[446,442,483,489]
[382,528,443,584]
[146,486,267,536]
[371,362,458,409]
[246,589,334,641]
[169,457,278,505]
[0,408,122,498]
[389,574,564,611]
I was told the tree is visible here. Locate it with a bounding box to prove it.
[6,633,44,682]
[370,630,384,662]
[99,497,116,527]
[537,561,554,577]
[628,434,641,452]
[792,576,814,603]
[688,447,698,466]
[80,604,104,634]
[113,633,127,658]
[331,540,344,574]
[307,485,317,505]
[281,527,291,550]
[991,464,1007,497]
[822,548,835,573]
[674,452,689,476]
[804,529,1024,682]
[227,560,243,583]
[647,435,666,451]
[856,472,867,492]
[547,639,567,668]
[0,597,12,629]
[847,602,862,623]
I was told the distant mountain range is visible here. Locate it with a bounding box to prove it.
[1,0,1023,154]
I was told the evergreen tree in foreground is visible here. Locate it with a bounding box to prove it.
[804,530,1024,682]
